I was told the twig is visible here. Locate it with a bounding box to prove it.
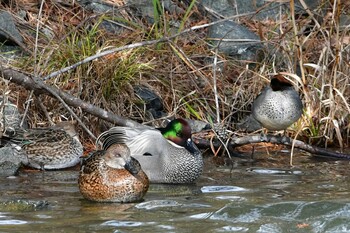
[0,28,32,55]
[0,68,142,128]
[195,134,350,160]
[2,67,348,160]
[35,95,54,126]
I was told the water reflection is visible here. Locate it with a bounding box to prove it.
[1,152,350,232]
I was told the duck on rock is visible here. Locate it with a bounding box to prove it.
[79,143,149,203]
[252,75,303,131]
[96,119,203,184]
[1,121,83,170]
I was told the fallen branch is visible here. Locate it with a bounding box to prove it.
[2,68,349,160]
[0,68,142,129]
[194,134,350,160]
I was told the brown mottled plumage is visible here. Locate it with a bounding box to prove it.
[1,121,83,170]
[78,144,149,203]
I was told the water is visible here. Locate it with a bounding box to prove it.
[1,152,350,232]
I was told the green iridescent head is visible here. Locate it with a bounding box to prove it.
[159,119,191,147]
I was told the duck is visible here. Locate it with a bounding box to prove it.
[251,75,303,131]
[78,143,149,203]
[96,119,203,184]
[1,121,83,170]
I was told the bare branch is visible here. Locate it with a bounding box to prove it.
[0,68,142,129]
[194,134,350,160]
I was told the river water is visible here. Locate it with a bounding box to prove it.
[1,150,350,232]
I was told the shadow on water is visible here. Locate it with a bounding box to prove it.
[1,150,350,232]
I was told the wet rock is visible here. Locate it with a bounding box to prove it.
[0,11,23,46]
[0,199,49,212]
[208,20,263,62]
[134,85,165,119]
[135,200,181,210]
[0,146,28,177]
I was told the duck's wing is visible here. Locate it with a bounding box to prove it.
[96,127,133,150]
[97,127,175,158]
[80,150,104,174]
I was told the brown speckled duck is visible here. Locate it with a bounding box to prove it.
[252,75,303,131]
[1,121,83,170]
[78,144,149,203]
[96,119,203,184]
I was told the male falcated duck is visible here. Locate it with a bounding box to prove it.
[252,75,303,131]
[97,119,203,184]
[78,144,149,203]
[1,121,83,170]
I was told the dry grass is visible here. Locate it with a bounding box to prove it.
[0,0,349,149]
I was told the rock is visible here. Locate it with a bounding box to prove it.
[340,14,350,30]
[134,85,166,119]
[77,0,126,34]
[201,0,321,20]
[0,146,28,177]
[0,97,27,131]
[186,119,211,133]
[127,0,185,24]
[0,199,49,212]
[0,11,23,46]
[208,20,263,61]
[1,103,22,130]
[201,0,236,18]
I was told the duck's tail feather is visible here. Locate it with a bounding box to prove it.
[96,127,128,150]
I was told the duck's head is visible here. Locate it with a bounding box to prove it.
[104,144,131,169]
[104,143,141,175]
[270,75,293,91]
[159,118,192,147]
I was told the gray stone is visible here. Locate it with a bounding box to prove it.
[201,0,322,20]
[340,14,350,30]
[1,103,22,130]
[186,119,211,134]
[0,11,23,45]
[127,0,185,24]
[208,20,263,61]
[77,0,126,34]
[0,146,28,177]
[78,0,116,13]
[0,200,49,212]
[295,0,321,11]
[201,0,236,18]
[134,85,166,119]
[0,96,27,131]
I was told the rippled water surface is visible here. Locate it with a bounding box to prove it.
[1,151,350,232]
